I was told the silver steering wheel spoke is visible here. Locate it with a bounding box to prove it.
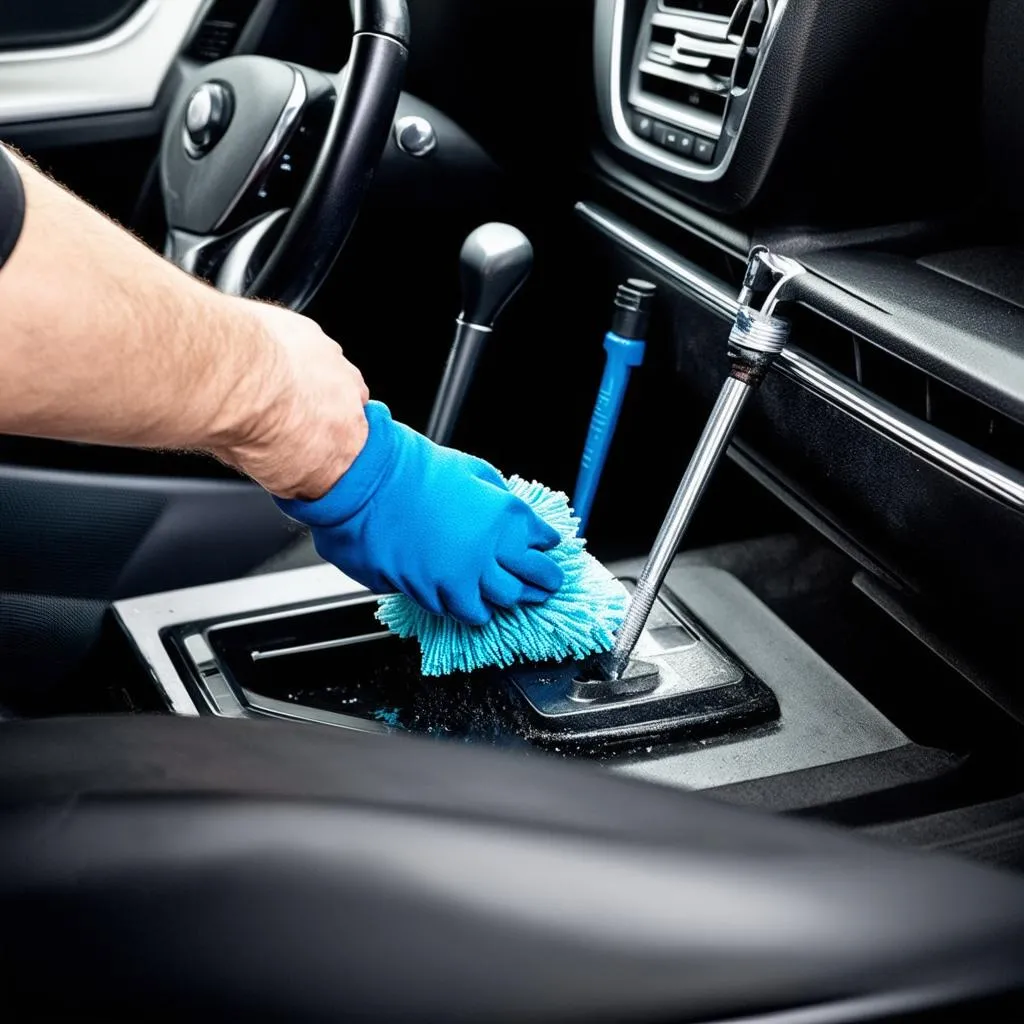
[165,208,290,296]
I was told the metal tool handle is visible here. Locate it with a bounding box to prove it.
[602,376,753,678]
[600,251,805,681]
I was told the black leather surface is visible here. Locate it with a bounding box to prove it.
[0,715,1022,1022]
[0,466,297,690]
[251,29,408,309]
[0,466,295,600]
[797,249,1024,424]
[919,247,1024,311]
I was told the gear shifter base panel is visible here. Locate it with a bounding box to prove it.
[506,583,778,754]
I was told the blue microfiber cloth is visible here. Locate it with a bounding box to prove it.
[376,476,628,676]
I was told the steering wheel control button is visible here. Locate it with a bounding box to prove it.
[693,136,717,164]
[395,115,437,158]
[183,81,234,159]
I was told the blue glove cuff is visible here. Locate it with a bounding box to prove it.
[275,401,399,528]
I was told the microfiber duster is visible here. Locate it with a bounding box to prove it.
[376,476,628,676]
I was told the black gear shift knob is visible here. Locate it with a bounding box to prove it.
[426,223,534,445]
[458,223,534,328]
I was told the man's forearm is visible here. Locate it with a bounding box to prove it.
[0,149,281,455]
[0,150,370,499]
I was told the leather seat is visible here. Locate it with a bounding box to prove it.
[0,715,1021,1022]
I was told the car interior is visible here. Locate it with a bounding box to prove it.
[2,0,1024,1020]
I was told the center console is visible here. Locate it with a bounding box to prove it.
[113,231,911,798]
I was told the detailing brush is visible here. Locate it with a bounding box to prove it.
[376,477,628,676]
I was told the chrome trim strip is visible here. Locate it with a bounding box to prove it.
[251,630,392,662]
[575,201,1024,513]
[239,691,391,733]
[606,0,790,183]
[774,352,1024,511]
[216,208,291,296]
[575,201,738,318]
[215,68,307,231]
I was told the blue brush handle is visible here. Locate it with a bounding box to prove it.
[573,331,646,534]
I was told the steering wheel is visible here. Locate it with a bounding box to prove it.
[160,0,410,311]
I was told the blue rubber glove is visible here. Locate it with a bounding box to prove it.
[275,402,564,626]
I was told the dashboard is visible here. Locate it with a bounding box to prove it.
[582,0,1024,718]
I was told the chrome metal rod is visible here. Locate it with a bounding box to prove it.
[425,319,492,445]
[605,376,753,678]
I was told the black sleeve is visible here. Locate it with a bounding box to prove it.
[0,147,26,270]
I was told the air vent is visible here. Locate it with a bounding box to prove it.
[184,0,259,63]
[788,304,1024,477]
[623,0,779,175]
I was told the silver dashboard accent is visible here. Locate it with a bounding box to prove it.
[394,114,438,157]
[215,68,307,231]
[0,0,207,124]
[575,200,1024,513]
[774,351,1024,512]
[182,80,232,158]
[251,630,392,662]
[601,0,791,183]
[216,208,291,296]
[576,201,738,317]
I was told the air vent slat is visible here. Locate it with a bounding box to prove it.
[639,59,730,94]
[652,12,733,41]
[651,24,740,59]
[650,45,712,69]
[660,0,738,18]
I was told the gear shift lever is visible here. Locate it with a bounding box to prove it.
[425,223,534,445]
